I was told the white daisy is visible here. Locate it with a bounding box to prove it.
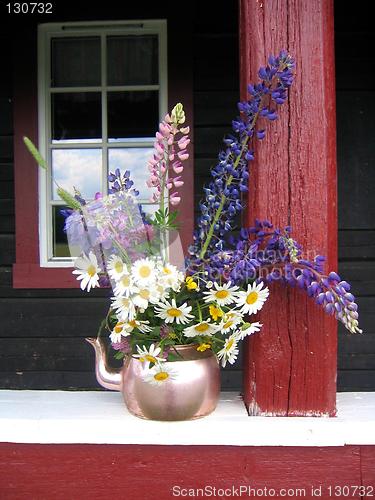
[113,272,137,297]
[123,319,152,334]
[237,282,269,315]
[183,319,220,338]
[72,251,101,292]
[131,258,157,286]
[110,295,136,321]
[143,363,178,386]
[133,344,164,365]
[219,311,243,333]
[155,282,170,302]
[236,321,263,340]
[154,299,194,324]
[132,286,160,310]
[109,321,128,343]
[217,334,239,368]
[107,254,127,281]
[159,263,185,291]
[203,281,239,306]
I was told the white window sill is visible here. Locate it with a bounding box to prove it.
[1,390,374,447]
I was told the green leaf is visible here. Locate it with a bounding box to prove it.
[114,351,125,360]
[57,187,82,210]
[23,136,47,170]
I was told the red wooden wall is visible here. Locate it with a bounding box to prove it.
[0,444,374,499]
[240,0,338,416]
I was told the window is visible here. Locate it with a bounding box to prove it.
[38,21,167,266]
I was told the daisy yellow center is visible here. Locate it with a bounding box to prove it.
[139,289,150,300]
[114,261,123,274]
[87,265,96,277]
[145,355,157,363]
[167,308,182,317]
[128,320,137,327]
[163,267,172,274]
[223,320,233,329]
[121,275,131,287]
[195,323,209,333]
[114,322,124,333]
[215,290,229,299]
[154,372,169,382]
[139,265,151,278]
[246,291,259,305]
[226,339,234,351]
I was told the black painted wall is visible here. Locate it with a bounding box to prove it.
[335,2,375,390]
[0,1,373,392]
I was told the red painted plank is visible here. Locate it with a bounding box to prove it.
[0,444,364,500]
[13,29,39,267]
[361,446,375,490]
[240,0,337,416]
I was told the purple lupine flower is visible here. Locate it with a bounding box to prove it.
[188,50,295,265]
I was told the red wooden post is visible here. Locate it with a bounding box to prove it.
[240,0,337,416]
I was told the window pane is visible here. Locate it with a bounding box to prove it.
[52,149,102,200]
[108,91,158,140]
[141,204,158,216]
[52,206,70,257]
[108,148,153,200]
[52,92,101,142]
[51,37,101,87]
[107,35,158,86]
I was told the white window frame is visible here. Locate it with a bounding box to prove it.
[37,20,168,267]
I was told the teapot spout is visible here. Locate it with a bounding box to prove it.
[85,337,122,391]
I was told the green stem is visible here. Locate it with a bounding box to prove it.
[96,318,107,339]
[198,87,273,262]
[198,138,249,260]
[196,300,203,323]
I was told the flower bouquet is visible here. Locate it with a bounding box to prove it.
[25,50,361,420]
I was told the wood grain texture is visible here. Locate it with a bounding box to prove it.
[240,0,337,415]
[360,446,375,488]
[0,443,366,500]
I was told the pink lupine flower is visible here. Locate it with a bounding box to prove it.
[173,176,184,188]
[146,103,190,209]
[173,161,184,174]
[177,152,189,161]
[170,193,181,206]
[178,137,190,149]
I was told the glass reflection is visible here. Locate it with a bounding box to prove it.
[52,206,70,257]
[52,92,101,142]
[52,149,102,200]
[107,91,159,140]
[107,35,158,86]
[108,148,153,200]
[51,37,101,87]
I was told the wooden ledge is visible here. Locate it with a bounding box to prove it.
[0,391,374,446]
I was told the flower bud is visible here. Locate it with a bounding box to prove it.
[171,103,185,125]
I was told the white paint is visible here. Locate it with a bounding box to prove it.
[0,391,374,446]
